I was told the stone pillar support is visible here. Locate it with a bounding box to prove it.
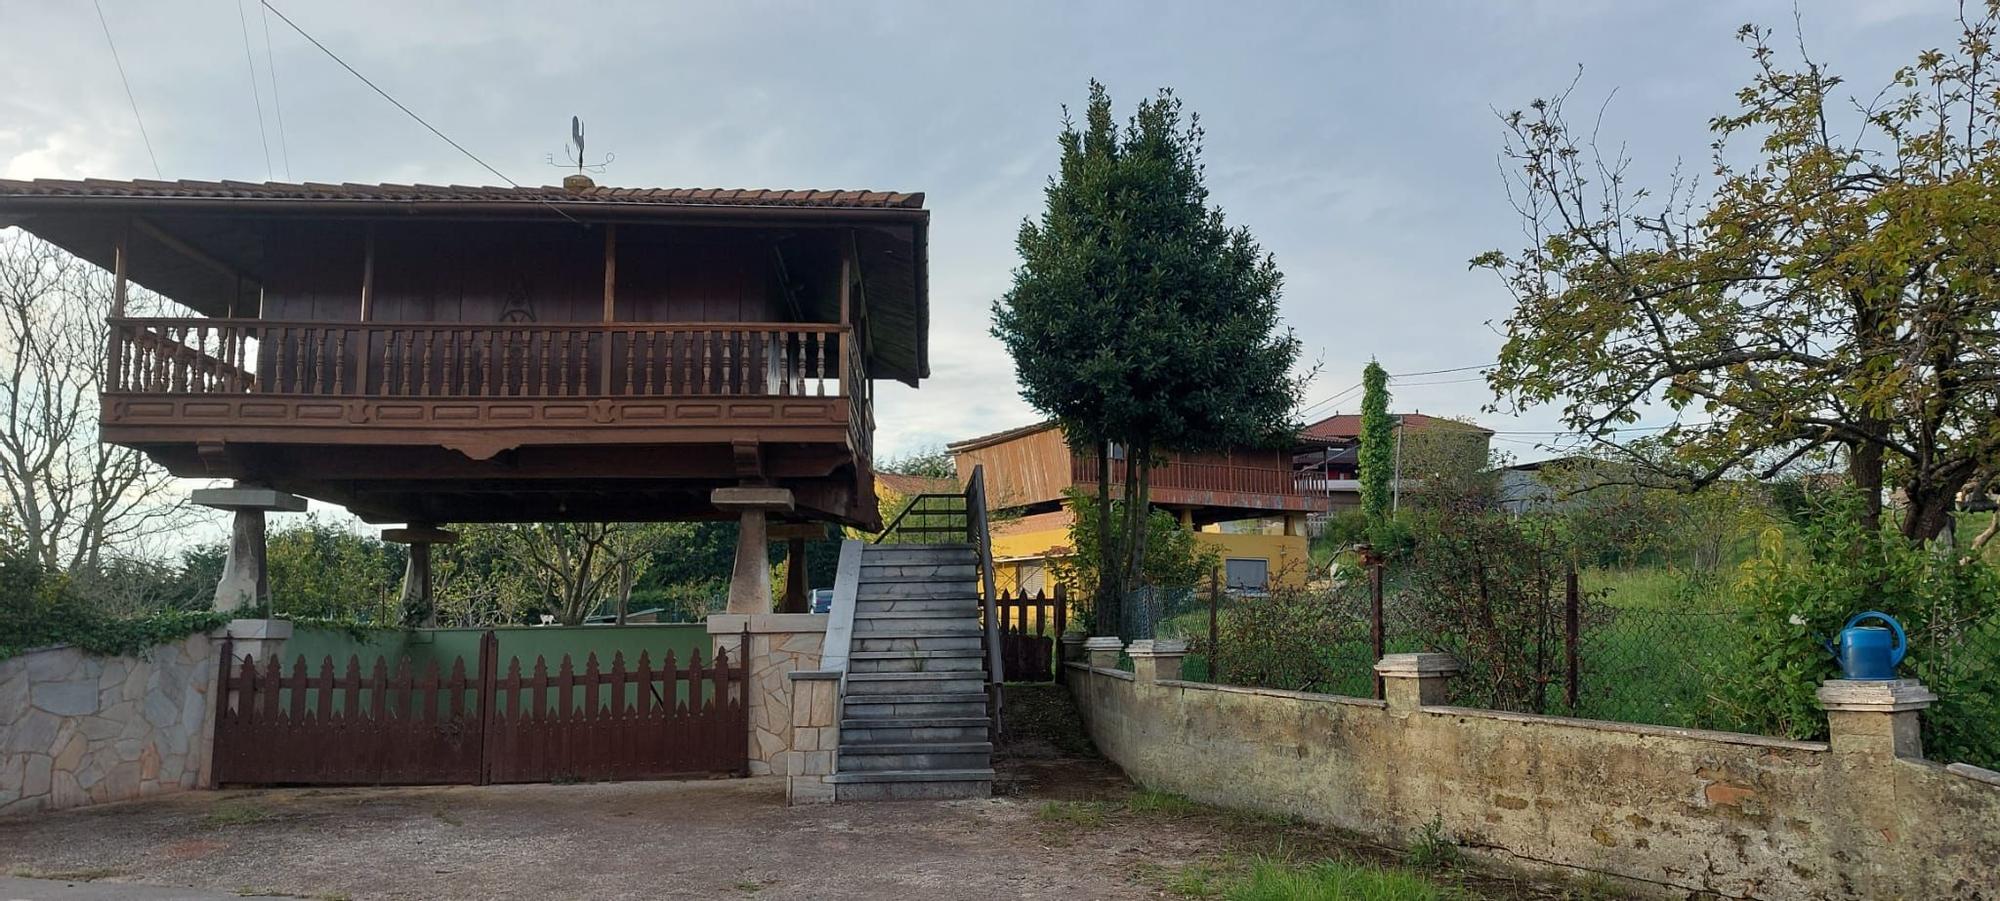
[1817,679,1937,761]
[770,523,825,615]
[1374,653,1460,713]
[1084,636,1124,670]
[713,487,795,615]
[192,484,306,613]
[383,524,458,628]
[1127,639,1188,683]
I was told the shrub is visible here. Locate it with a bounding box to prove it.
[1720,494,2000,768]
[1205,584,1361,693]
[0,548,228,660]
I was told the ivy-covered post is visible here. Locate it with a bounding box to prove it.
[1357,360,1394,542]
[192,483,306,613]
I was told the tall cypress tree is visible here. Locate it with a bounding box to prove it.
[1358,360,1394,539]
[995,82,1304,635]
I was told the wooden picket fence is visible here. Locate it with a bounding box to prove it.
[212,631,748,786]
[992,586,1067,683]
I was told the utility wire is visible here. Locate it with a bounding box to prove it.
[1389,375,1488,387]
[92,0,161,178]
[260,0,579,225]
[236,0,275,179]
[259,0,292,179]
[1391,363,1490,378]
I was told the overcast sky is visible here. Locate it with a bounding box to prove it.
[0,0,1952,476]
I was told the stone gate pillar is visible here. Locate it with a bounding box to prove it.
[713,487,795,615]
[191,483,306,613]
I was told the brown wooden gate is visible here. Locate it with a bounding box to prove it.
[993,587,1065,682]
[213,631,748,786]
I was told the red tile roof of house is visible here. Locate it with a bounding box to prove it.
[0,178,925,209]
[1301,412,1492,443]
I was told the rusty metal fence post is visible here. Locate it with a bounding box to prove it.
[1207,567,1221,682]
[1564,566,1580,711]
[1369,554,1386,700]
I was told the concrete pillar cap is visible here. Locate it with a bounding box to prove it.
[1816,678,1937,713]
[1060,633,1089,646]
[1373,652,1461,678]
[1083,636,1125,652]
[1126,639,1189,657]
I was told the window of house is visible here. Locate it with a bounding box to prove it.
[1017,561,1047,596]
[1225,557,1269,592]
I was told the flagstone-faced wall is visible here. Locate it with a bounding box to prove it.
[707,613,828,776]
[0,633,219,816]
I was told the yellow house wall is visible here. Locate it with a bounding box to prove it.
[988,522,1312,592]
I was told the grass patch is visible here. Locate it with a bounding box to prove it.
[1129,789,1202,815]
[202,801,275,827]
[1403,815,1460,870]
[1035,799,1110,828]
[430,808,463,827]
[1224,857,1458,901]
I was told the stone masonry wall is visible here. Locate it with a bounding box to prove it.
[1069,661,2000,900]
[707,613,827,777]
[0,633,219,816]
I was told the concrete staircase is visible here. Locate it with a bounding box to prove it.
[829,542,994,801]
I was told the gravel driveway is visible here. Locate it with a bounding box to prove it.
[0,762,1162,901]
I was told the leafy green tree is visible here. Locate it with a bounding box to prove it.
[262,516,406,622]
[1357,361,1393,540]
[994,81,1304,633]
[1049,490,1219,616]
[1477,9,2000,542]
[879,445,958,480]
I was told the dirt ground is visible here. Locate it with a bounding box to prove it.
[0,764,1150,901]
[0,687,1606,901]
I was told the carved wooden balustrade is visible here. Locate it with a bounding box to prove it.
[103,318,871,454]
[109,318,855,399]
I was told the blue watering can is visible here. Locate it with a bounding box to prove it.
[1823,611,1907,681]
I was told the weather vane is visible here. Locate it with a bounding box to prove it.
[547,116,613,175]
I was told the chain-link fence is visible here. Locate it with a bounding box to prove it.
[1144,571,1770,731]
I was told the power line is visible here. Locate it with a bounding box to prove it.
[1392,363,1490,378]
[92,0,161,178]
[235,0,274,179]
[259,0,292,179]
[259,0,579,225]
[1390,375,1488,387]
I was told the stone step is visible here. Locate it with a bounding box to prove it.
[853,597,980,615]
[844,671,986,695]
[856,582,980,601]
[862,546,976,565]
[860,564,977,582]
[843,694,988,719]
[850,635,983,653]
[830,769,994,801]
[853,620,982,637]
[840,717,989,744]
[847,649,986,672]
[854,608,977,621]
[837,742,993,773]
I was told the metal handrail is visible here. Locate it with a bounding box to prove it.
[871,492,969,544]
[967,465,1004,740]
